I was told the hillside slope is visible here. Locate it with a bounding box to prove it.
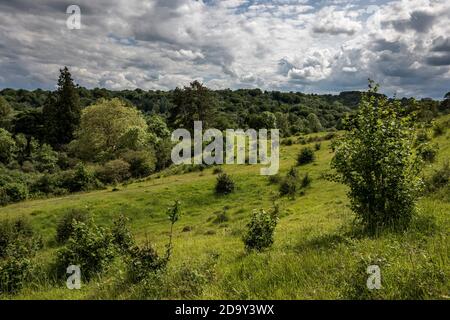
[0,116,449,300]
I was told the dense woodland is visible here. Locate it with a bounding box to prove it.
[0,67,449,206]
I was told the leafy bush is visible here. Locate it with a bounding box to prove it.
[126,243,167,283]
[267,174,281,185]
[66,163,99,192]
[0,128,16,164]
[215,173,235,195]
[242,209,278,251]
[0,218,41,294]
[301,173,312,188]
[31,143,59,173]
[55,220,115,281]
[0,244,34,294]
[331,82,422,233]
[120,150,156,178]
[212,210,229,224]
[425,161,450,193]
[96,159,131,184]
[55,208,89,244]
[0,182,28,205]
[281,138,294,146]
[279,176,297,198]
[0,217,35,258]
[433,122,447,137]
[315,142,321,151]
[417,143,438,163]
[415,130,430,146]
[31,173,67,196]
[297,147,315,165]
[111,214,134,252]
[212,166,223,174]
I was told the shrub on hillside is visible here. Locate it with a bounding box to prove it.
[55,208,89,244]
[267,174,281,185]
[297,147,315,165]
[65,163,100,192]
[0,218,42,294]
[243,209,278,251]
[215,173,235,195]
[0,217,35,258]
[331,82,423,232]
[111,214,134,253]
[212,166,223,175]
[433,122,447,137]
[55,220,115,281]
[315,142,321,151]
[126,243,166,283]
[301,173,312,188]
[417,143,438,163]
[425,161,450,193]
[279,176,298,198]
[120,150,156,178]
[31,173,68,196]
[96,159,131,184]
[0,243,34,294]
[0,182,28,205]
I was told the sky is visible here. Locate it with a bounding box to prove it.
[0,0,449,98]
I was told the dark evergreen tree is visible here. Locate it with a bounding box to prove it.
[43,67,81,147]
[169,80,216,132]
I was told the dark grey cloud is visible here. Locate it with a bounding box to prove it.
[426,53,450,66]
[389,10,436,33]
[431,36,450,52]
[371,39,403,53]
[0,0,449,98]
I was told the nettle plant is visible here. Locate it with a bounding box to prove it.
[331,81,423,233]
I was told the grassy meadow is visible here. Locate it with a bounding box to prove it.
[0,116,449,300]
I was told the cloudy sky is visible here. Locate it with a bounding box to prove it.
[0,0,449,98]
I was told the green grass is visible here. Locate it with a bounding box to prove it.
[1,116,449,300]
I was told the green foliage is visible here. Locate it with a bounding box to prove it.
[248,111,277,130]
[0,128,16,164]
[111,214,134,253]
[31,143,59,173]
[96,159,131,184]
[212,209,230,224]
[67,163,99,192]
[212,166,223,174]
[215,173,235,195]
[307,113,323,132]
[126,242,166,283]
[71,98,149,161]
[331,82,423,233]
[0,96,12,118]
[171,81,217,132]
[0,182,28,205]
[120,149,156,178]
[243,208,278,251]
[314,142,321,151]
[55,208,89,244]
[165,200,182,260]
[432,121,447,137]
[267,174,281,185]
[297,147,315,165]
[0,218,41,294]
[55,220,115,281]
[0,217,35,258]
[417,143,438,163]
[43,67,81,147]
[425,161,450,193]
[301,173,312,188]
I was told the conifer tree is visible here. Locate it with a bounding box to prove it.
[43,67,81,147]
